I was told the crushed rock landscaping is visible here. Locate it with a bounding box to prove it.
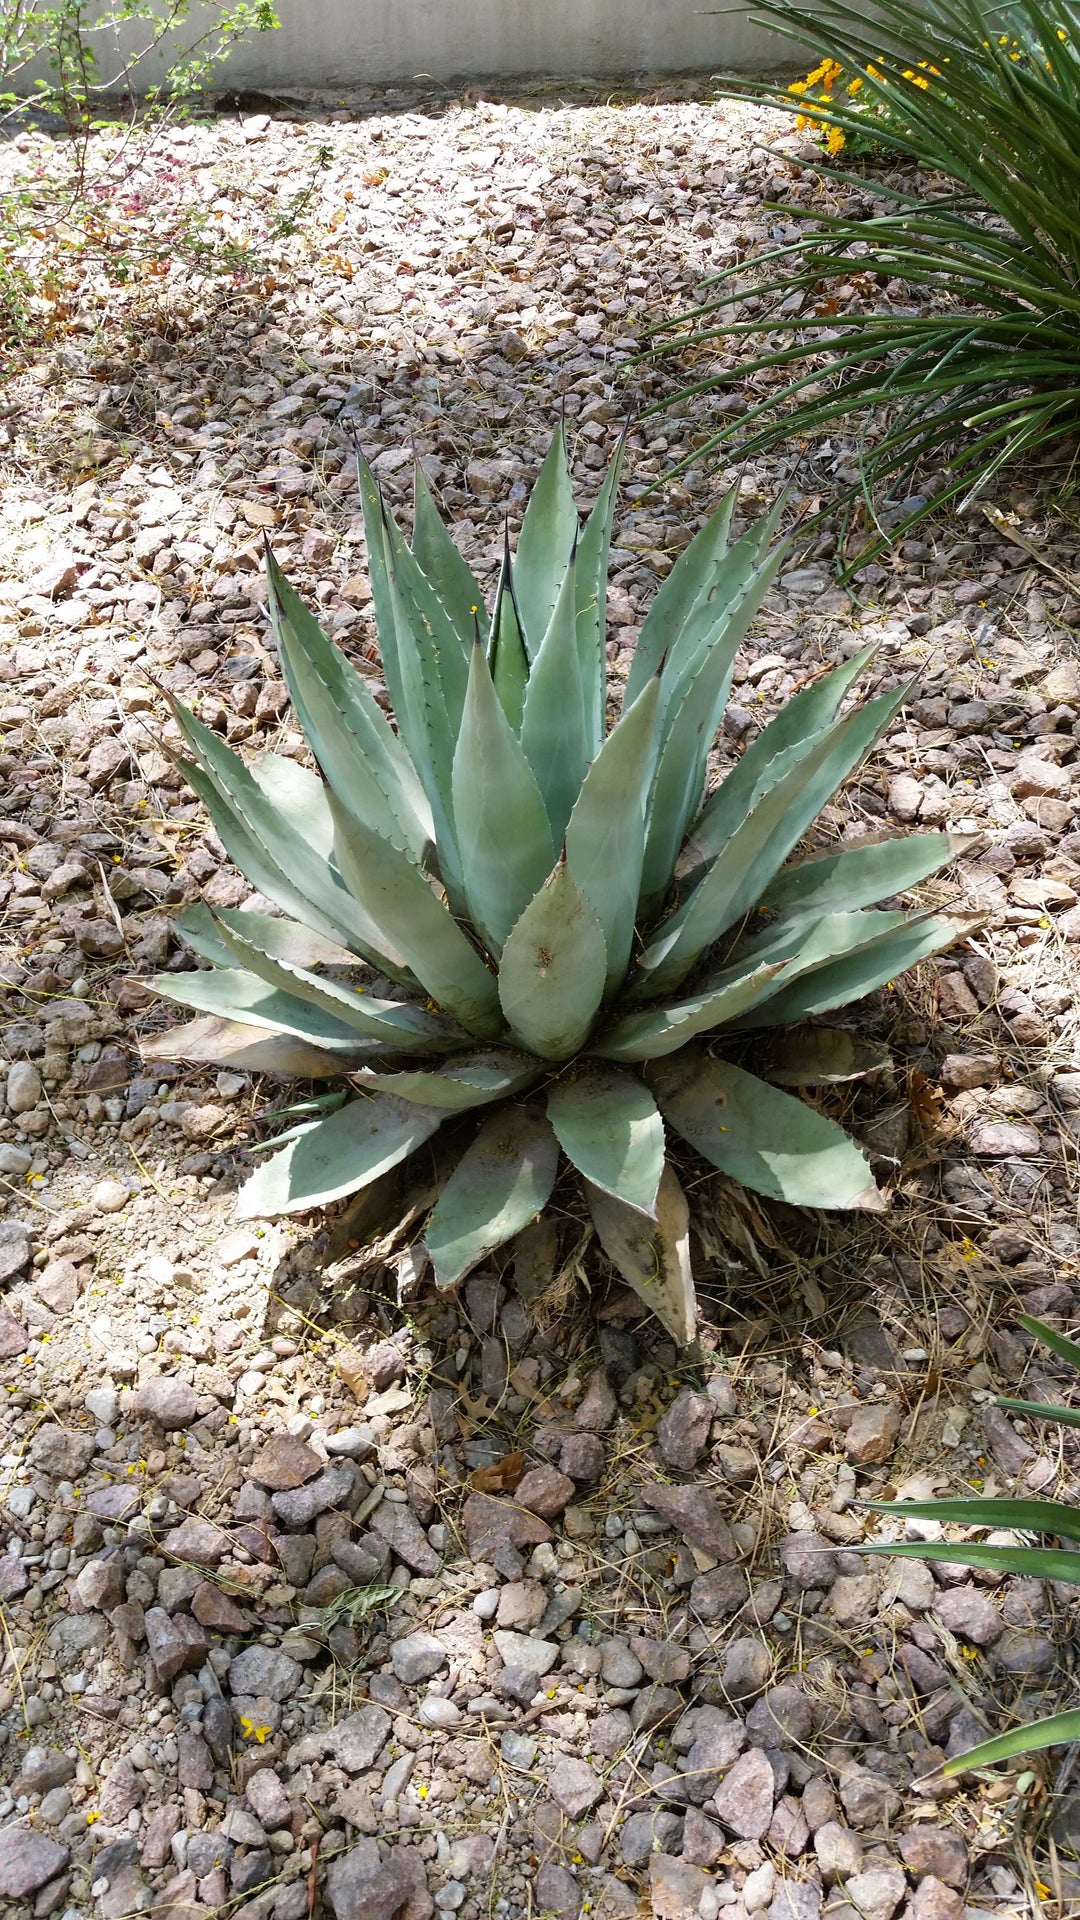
[1,72,1079,1920]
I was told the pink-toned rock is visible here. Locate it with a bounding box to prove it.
[899,1826,968,1888]
[461,1493,552,1560]
[514,1466,576,1519]
[940,1053,998,1091]
[1009,754,1072,799]
[656,1388,713,1471]
[969,1119,1042,1158]
[931,1585,1003,1645]
[250,1432,323,1491]
[909,1876,965,1920]
[844,1402,902,1466]
[711,1746,776,1839]
[575,1369,617,1430]
[640,1482,738,1559]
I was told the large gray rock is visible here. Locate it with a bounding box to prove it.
[931,1585,1003,1646]
[0,1221,30,1284]
[29,1423,95,1478]
[134,1375,198,1428]
[325,1837,429,1920]
[547,1756,603,1820]
[368,1496,439,1573]
[780,1530,837,1591]
[0,1826,69,1900]
[6,1061,42,1113]
[640,1483,738,1559]
[391,1631,447,1685]
[335,1705,392,1773]
[145,1608,210,1682]
[227,1645,302,1701]
[657,1388,713,1471]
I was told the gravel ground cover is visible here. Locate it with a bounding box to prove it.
[1,74,1080,1920]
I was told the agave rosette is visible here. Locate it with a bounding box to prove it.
[145,429,974,1342]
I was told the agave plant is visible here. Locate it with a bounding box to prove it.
[861,1313,1080,1771]
[143,429,974,1343]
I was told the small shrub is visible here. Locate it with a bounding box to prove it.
[644,0,1080,566]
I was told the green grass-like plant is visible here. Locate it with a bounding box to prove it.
[143,431,974,1343]
[643,0,1080,565]
[863,1313,1080,1770]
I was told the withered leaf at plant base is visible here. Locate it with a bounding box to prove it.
[908,1068,946,1138]
[470,1450,525,1494]
[760,1024,891,1086]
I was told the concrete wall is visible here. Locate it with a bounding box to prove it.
[11,1,796,96]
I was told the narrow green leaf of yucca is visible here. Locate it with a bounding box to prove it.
[547,1067,665,1218]
[639,547,785,909]
[426,1104,560,1288]
[942,1712,1080,1774]
[452,639,555,954]
[513,425,578,658]
[488,527,529,732]
[153,969,384,1054]
[354,1050,541,1110]
[648,1049,884,1211]
[565,677,661,995]
[574,429,626,749]
[623,484,740,705]
[198,910,461,1051]
[635,686,910,997]
[176,903,355,972]
[586,1163,696,1347]
[326,787,502,1041]
[759,830,974,920]
[1020,1312,1080,1373]
[170,717,406,975]
[864,1495,1080,1536]
[737,912,977,1028]
[264,545,433,863]
[237,1092,446,1219]
[411,460,487,646]
[519,549,592,846]
[857,1540,1080,1582]
[498,858,608,1059]
[592,961,787,1063]
[996,1396,1080,1428]
[679,646,874,886]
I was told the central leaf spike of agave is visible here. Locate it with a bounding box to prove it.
[145,428,976,1345]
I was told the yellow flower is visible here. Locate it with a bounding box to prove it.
[239,1717,271,1744]
[826,125,846,154]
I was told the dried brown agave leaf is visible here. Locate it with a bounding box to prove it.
[758,1024,892,1086]
[586,1164,696,1347]
[140,1014,365,1079]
